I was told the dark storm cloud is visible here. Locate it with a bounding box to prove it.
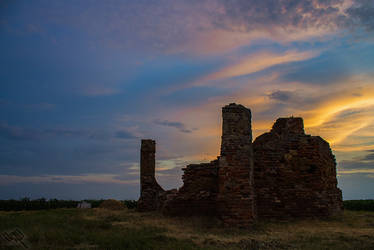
[154,119,193,133]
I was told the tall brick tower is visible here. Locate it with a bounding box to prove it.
[137,139,164,211]
[217,103,256,226]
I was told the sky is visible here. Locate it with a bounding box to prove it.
[1,0,374,200]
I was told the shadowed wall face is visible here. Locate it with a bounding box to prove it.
[253,118,343,218]
[218,103,256,226]
[161,161,219,216]
[140,139,156,180]
[138,139,164,211]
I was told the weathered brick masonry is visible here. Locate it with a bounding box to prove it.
[162,160,219,216]
[253,118,343,218]
[217,104,256,226]
[137,139,165,211]
[137,103,343,225]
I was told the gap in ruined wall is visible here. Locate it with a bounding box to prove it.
[151,124,222,192]
[154,160,183,191]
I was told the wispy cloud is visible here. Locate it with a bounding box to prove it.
[338,149,374,176]
[0,122,139,141]
[339,169,374,174]
[79,84,120,97]
[0,123,39,141]
[153,119,194,133]
[115,130,137,139]
[0,174,138,185]
[204,50,318,82]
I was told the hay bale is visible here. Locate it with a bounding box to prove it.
[99,199,126,210]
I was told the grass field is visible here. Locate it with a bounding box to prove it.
[0,208,373,250]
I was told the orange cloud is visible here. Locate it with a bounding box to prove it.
[151,70,374,170]
[193,50,319,86]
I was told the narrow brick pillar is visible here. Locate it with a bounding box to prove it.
[137,139,164,211]
[217,103,256,226]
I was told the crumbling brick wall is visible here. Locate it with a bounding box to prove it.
[162,160,219,216]
[253,118,343,218]
[137,104,343,225]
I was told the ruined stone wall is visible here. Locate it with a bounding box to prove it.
[162,160,219,216]
[217,103,256,226]
[137,139,164,211]
[253,118,343,218]
[137,104,343,225]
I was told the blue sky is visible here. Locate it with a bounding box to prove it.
[1,0,374,200]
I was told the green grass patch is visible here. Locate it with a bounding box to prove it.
[0,209,373,249]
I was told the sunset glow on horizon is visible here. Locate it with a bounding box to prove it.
[1,0,374,200]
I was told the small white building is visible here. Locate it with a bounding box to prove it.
[77,201,91,209]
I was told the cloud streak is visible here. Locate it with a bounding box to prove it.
[0,122,138,141]
[154,119,194,133]
[0,174,139,186]
[204,50,318,82]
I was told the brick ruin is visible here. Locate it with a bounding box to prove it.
[137,140,164,211]
[253,118,343,218]
[137,103,343,226]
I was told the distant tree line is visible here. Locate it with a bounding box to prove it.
[0,198,137,211]
[343,200,374,211]
[0,199,372,211]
